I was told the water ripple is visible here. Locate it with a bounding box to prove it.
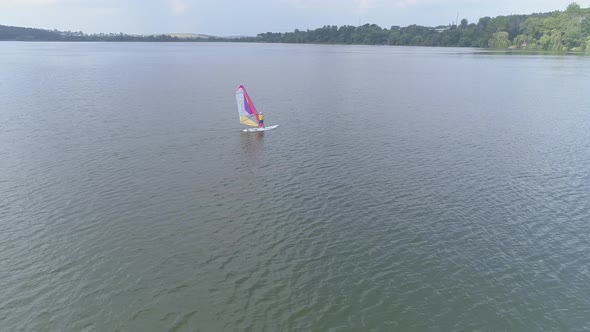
[1,43,590,331]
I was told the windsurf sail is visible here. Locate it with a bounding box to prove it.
[235,85,260,127]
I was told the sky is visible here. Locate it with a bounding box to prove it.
[0,0,585,36]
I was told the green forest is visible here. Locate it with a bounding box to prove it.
[255,3,590,52]
[2,3,590,51]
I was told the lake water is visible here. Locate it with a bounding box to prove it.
[1,42,590,331]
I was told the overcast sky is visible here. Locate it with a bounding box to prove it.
[0,0,584,36]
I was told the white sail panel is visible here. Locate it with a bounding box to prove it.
[235,85,260,127]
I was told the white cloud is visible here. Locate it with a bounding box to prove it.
[397,0,417,8]
[355,0,375,11]
[170,0,187,15]
[279,0,311,9]
[281,0,382,13]
[0,0,60,4]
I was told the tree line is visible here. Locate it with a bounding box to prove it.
[2,3,590,51]
[253,3,590,52]
[0,25,223,42]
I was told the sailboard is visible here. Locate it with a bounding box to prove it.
[235,85,278,132]
[242,125,279,132]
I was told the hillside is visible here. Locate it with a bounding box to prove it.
[0,25,187,42]
[254,3,590,52]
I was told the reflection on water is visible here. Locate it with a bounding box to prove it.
[239,131,265,162]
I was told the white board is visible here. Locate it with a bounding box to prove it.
[242,125,279,132]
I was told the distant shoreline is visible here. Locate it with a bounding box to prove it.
[2,3,590,52]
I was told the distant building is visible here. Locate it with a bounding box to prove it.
[432,26,450,33]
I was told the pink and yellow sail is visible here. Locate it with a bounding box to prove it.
[235,85,260,127]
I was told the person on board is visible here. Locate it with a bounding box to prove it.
[258,112,265,128]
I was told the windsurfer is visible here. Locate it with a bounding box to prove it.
[259,112,265,128]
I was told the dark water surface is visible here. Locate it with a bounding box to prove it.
[1,42,590,331]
